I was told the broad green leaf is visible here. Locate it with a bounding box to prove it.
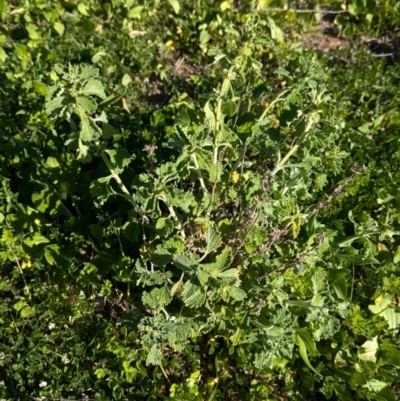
[128,6,144,18]
[358,336,378,363]
[149,250,173,267]
[46,156,60,168]
[82,79,106,99]
[227,286,246,301]
[182,280,206,308]
[77,3,89,16]
[378,340,400,367]
[206,227,222,254]
[363,380,388,393]
[175,109,190,127]
[105,148,132,174]
[24,233,50,247]
[379,308,400,330]
[26,24,40,40]
[53,21,65,36]
[173,254,198,273]
[167,0,180,14]
[89,224,104,238]
[199,30,211,45]
[369,295,392,314]
[122,73,132,86]
[76,96,97,114]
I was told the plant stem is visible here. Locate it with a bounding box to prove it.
[160,197,186,238]
[191,153,208,192]
[213,99,223,165]
[272,116,316,175]
[100,151,146,220]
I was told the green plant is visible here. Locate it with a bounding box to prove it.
[1,2,400,400]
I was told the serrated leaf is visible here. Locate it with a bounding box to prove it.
[170,279,183,296]
[82,79,106,99]
[149,250,172,267]
[206,227,222,254]
[123,221,139,242]
[102,122,116,139]
[45,96,65,116]
[182,280,206,308]
[105,148,132,174]
[213,248,232,272]
[146,344,162,366]
[174,254,198,273]
[76,96,97,114]
[80,65,99,80]
[227,286,247,301]
[155,217,174,236]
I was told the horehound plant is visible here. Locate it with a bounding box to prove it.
[45,17,367,386]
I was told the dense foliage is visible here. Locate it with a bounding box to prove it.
[1,1,400,400]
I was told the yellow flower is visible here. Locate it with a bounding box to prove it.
[220,1,231,11]
[165,40,175,51]
[230,171,240,184]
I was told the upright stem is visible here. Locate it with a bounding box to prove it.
[272,116,316,176]
[213,99,223,165]
[100,151,145,219]
[191,153,208,192]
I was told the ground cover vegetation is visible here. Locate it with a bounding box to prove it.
[0,0,400,400]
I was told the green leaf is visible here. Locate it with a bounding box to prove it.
[26,24,40,40]
[128,6,144,18]
[358,336,378,363]
[379,308,400,330]
[53,21,65,36]
[46,156,60,168]
[227,286,247,301]
[199,30,211,45]
[156,217,174,237]
[76,96,97,114]
[82,79,106,99]
[105,148,132,174]
[149,250,173,267]
[295,328,322,377]
[206,227,222,254]
[363,380,389,393]
[122,73,132,86]
[378,340,400,367]
[0,47,7,62]
[175,109,190,127]
[167,0,180,14]
[89,224,104,238]
[393,246,400,264]
[24,233,50,247]
[182,280,206,308]
[146,344,162,366]
[369,295,392,314]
